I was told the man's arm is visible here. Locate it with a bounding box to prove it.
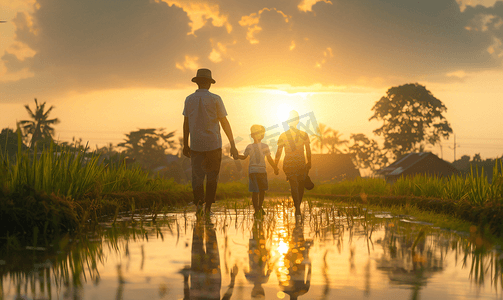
[219,117,238,159]
[183,117,190,158]
[275,144,284,167]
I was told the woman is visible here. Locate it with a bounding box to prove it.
[275,110,312,216]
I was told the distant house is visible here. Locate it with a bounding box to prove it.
[309,153,360,182]
[376,152,459,181]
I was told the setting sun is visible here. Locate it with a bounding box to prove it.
[276,103,291,123]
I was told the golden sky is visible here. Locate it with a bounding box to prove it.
[0,0,502,161]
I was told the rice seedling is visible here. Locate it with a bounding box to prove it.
[466,166,491,206]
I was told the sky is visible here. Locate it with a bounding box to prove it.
[0,0,502,162]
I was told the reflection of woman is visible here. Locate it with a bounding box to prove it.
[275,110,312,216]
[278,219,311,300]
[245,219,272,298]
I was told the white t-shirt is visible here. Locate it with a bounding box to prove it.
[244,143,271,173]
[182,89,228,151]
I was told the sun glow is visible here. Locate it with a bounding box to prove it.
[277,240,289,255]
[277,103,292,123]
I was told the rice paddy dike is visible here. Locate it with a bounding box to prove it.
[1,144,502,241]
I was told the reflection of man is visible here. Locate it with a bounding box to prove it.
[189,220,221,299]
[245,219,272,298]
[181,220,237,300]
[278,219,311,300]
[182,68,239,215]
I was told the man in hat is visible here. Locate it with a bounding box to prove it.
[183,68,239,215]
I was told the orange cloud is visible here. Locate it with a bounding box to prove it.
[239,8,291,44]
[487,37,502,57]
[289,40,296,51]
[157,0,232,34]
[298,0,332,12]
[5,41,36,61]
[175,55,199,71]
[315,47,333,68]
[446,70,467,78]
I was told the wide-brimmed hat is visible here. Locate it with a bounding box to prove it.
[192,68,216,84]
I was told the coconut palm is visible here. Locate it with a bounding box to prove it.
[312,123,332,154]
[19,98,60,147]
[324,130,348,154]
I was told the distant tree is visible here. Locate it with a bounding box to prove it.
[118,128,176,170]
[0,127,28,159]
[324,130,348,154]
[312,124,347,154]
[370,83,452,160]
[19,98,60,147]
[312,123,331,153]
[348,133,388,172]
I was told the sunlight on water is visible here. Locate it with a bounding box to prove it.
[1,198,503,299]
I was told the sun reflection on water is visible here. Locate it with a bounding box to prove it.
[2,199,503,300]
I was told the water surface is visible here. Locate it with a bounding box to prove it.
[1,198,502,299]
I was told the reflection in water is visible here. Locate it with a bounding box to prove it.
[182,218,237,300]
[376,225,444,300]
[277,218,311,300]
[245,219,273,299]
[2,201,503,299]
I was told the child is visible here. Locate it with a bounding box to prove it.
[238,125,279,216]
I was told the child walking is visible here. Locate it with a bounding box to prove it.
[238,125,279,216]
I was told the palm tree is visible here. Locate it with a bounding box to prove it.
[324,130,348,154]
[19,98,60,147]
[312,123,332,154]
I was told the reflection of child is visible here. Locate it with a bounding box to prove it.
[237,125,279,216]
[245,220,272,299]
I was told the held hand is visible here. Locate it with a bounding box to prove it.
[230,146,239,160]
[183,146,191,158]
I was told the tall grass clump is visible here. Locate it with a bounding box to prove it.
[443,174,469,201]
[6,142,103,199]
[392,174,445,198]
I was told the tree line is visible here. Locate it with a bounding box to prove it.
[6,83,497,178]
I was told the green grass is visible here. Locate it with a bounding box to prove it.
[0,139,192,236]
[1,135,502,236]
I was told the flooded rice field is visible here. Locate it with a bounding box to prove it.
[2,198,503,300]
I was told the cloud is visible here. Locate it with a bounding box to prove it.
[158,0,232,34]
[297,0,333,13]
[239,8,291,44]
[0,0,213,100]
[1,0,503,101]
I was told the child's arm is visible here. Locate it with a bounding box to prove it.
[237,154,248,160]
[266,154,279,175]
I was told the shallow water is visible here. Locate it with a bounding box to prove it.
[2,198,503,300]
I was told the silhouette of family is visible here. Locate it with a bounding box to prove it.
[183,68,312,217]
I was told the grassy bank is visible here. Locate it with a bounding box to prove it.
[0,142,193,237]
[1,141,502,238]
